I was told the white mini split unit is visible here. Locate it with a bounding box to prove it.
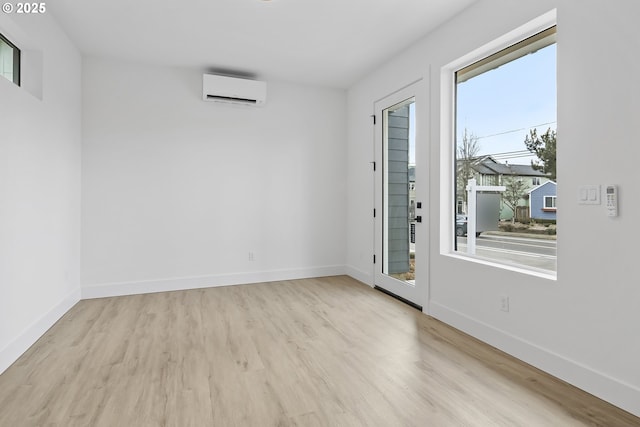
[202,74,267,106]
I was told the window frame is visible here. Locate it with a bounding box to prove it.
[0,32,21,86]
[439,10,557,280]
[543,195,557,211]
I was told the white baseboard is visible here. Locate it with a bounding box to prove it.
[81,265,347,299]
[345,265,373,287]
[0,288,81,375]
[430,301,640,418]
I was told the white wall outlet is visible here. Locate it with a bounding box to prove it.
[248,251,255,261]
[500,295,510,312]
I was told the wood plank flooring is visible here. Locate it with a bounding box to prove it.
[1,276,638,426]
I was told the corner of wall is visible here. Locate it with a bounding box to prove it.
[0,289,80,375]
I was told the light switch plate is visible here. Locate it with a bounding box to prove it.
[578,185,600,205]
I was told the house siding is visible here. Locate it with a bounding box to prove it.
[529,181,557,220]
[386,105,410,274]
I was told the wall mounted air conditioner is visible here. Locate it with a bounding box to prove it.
[202,74,267,106]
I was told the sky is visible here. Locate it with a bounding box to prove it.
[406,42,555,167]
[456,43,557,165]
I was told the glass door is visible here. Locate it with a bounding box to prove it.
[374,83,424,308]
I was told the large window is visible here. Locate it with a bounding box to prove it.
[453,26,557,275]
[0,33,20,86]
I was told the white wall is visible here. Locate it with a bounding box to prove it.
[82,59,347,297]
[0,14,82,373]
[347,0,640,417]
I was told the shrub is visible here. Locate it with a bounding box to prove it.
[501,223,514,232]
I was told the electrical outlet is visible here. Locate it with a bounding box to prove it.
[500,295,509,312]
[248,251,254,261]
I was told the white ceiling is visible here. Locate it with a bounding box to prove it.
[50,0,477,88]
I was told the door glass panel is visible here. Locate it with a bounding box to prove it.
[383,98,415,284]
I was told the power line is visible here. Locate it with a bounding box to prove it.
[456,121,556,162]
[475,121,556,140]
[456,121,556,141]
[489,149,531,156]
[491,152,534,160]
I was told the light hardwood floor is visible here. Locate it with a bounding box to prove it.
[1,276,638,426]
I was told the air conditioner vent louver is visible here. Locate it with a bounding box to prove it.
[206,95,258,104]
[203,74,266,106]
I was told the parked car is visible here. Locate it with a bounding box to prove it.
[456,215,467,236]
[456,214,483,237]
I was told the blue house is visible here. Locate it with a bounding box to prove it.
[529,181,557,221]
